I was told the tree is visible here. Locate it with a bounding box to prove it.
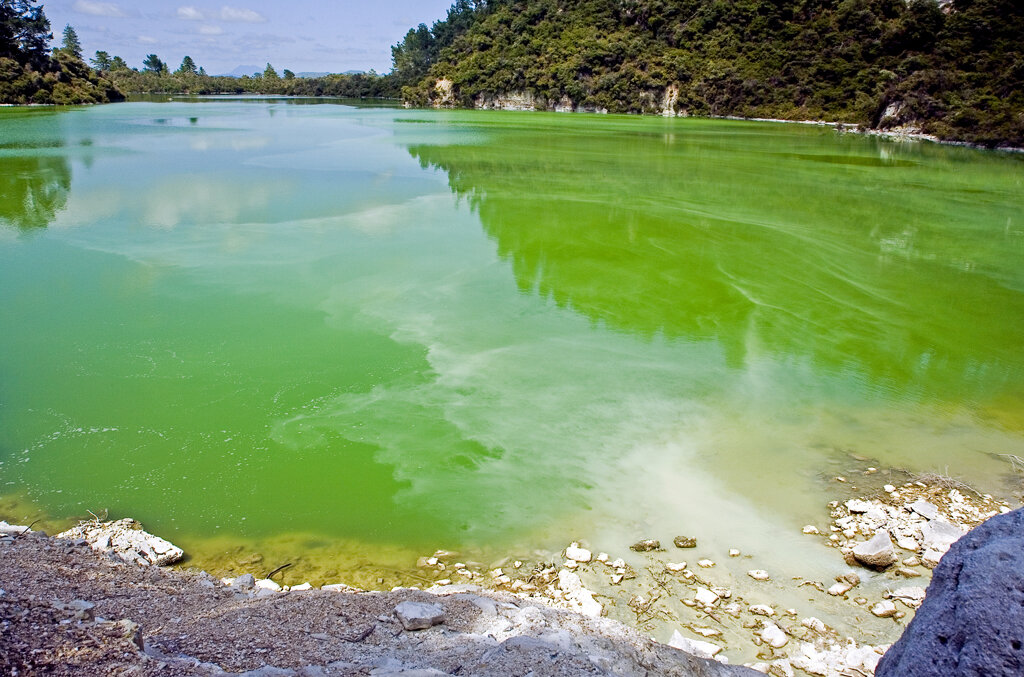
[197,65,206,76]
[60,24,81,59]
[283,68,295,80]
[91,49,112,71]
[176,55,197,75]
[263,62,278,79]
[0,0,52,65]
[110,55,128,71]
[142,53,166,73]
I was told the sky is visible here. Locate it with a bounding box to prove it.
[42,0,457,75]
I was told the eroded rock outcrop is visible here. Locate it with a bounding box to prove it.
[875,507,1024,676]
[56,518,183,566]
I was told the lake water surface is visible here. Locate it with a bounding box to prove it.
[1,100,1022,594]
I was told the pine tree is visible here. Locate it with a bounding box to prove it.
[176,55,197,75]
[60,24,81,59]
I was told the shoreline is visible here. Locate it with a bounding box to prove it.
[3,463,1017,675]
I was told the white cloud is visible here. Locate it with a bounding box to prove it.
[177,6,204,20]
[199,24,223,35]
[137,35,157,44]
[218,6,267,23]
[73,1,128,17]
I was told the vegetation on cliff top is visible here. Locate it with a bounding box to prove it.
[0,2,121,104]
[391,0,1023,147]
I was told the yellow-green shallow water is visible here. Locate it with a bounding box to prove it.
[1,99,1022,593]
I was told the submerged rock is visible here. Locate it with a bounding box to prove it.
[876,507,1024,676]
[673,536,697,548]
[56,518,183,567]
[631,539,661,552]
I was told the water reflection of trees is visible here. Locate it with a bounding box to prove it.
[407,121,1024,403]
[0,155,71,229]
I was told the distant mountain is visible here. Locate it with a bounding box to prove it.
[220,65,262,78]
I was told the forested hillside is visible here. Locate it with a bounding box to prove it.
[392,0,1023,146]
[0,1,121,104]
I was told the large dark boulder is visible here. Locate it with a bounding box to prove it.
[876,508,1024,676]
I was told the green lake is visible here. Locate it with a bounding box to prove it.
[1,99,1023,591]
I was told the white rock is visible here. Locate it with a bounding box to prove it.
[596,552,608,562]
[884,484,896,493]
[695,588,720,607]
[845,499,873,513]
[394,601,445,630]
[0,521,30,536]
[557,569,602,617]
[895,534,920,551]
[760,622,789,648]
[921,521,965,554]
[668,630,722,659]
[289,582,313,591]
[828,581,853,596]
[891,586,927,608]
[871,600,898,618]
[565,543,592,563]
[747,570,771,581]
[801,617,828,634]
[846,645,882,672]
[910,499,940,520]
[254,578,281,592]
[692,626,722,638]
[697,559,715,568]
[921,548,944,568]
[729,549,741,557]
[802,525,820,535]
[665,562,687,572]
[750,604,775,617]
[56,519,183,567]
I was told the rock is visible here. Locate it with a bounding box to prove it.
[697,559,715,568]
[871,600,898,618]
[630,539,661,552]
[920,520,965,554]
[845,499,873,514]
[290,582,313,591]
[747,570,770,581]
[665,562,687,572]
[760,623,788,648]
[729,549,741,557]
[828,581,853,596]
[673,536,697,548]
[802,525,820,535]
[233,574,256,589]
[852,531,898,569]
[884,484,896,493]
[895,534,920,551]
[556,570,602,617]
[876,507,1024,676]
[896,567,922,578]
[56,519,183,566]
[750,605,775,617]
[394,601,445,631]
[0,521,30,536]
[910,500,940,521]
[564,543,592,563]
[668,630,722,659]
[890,586,927,609]
[920,548,944,569]
[903,556,922,567]
[255,579,282,592]
[695,588,720,607]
